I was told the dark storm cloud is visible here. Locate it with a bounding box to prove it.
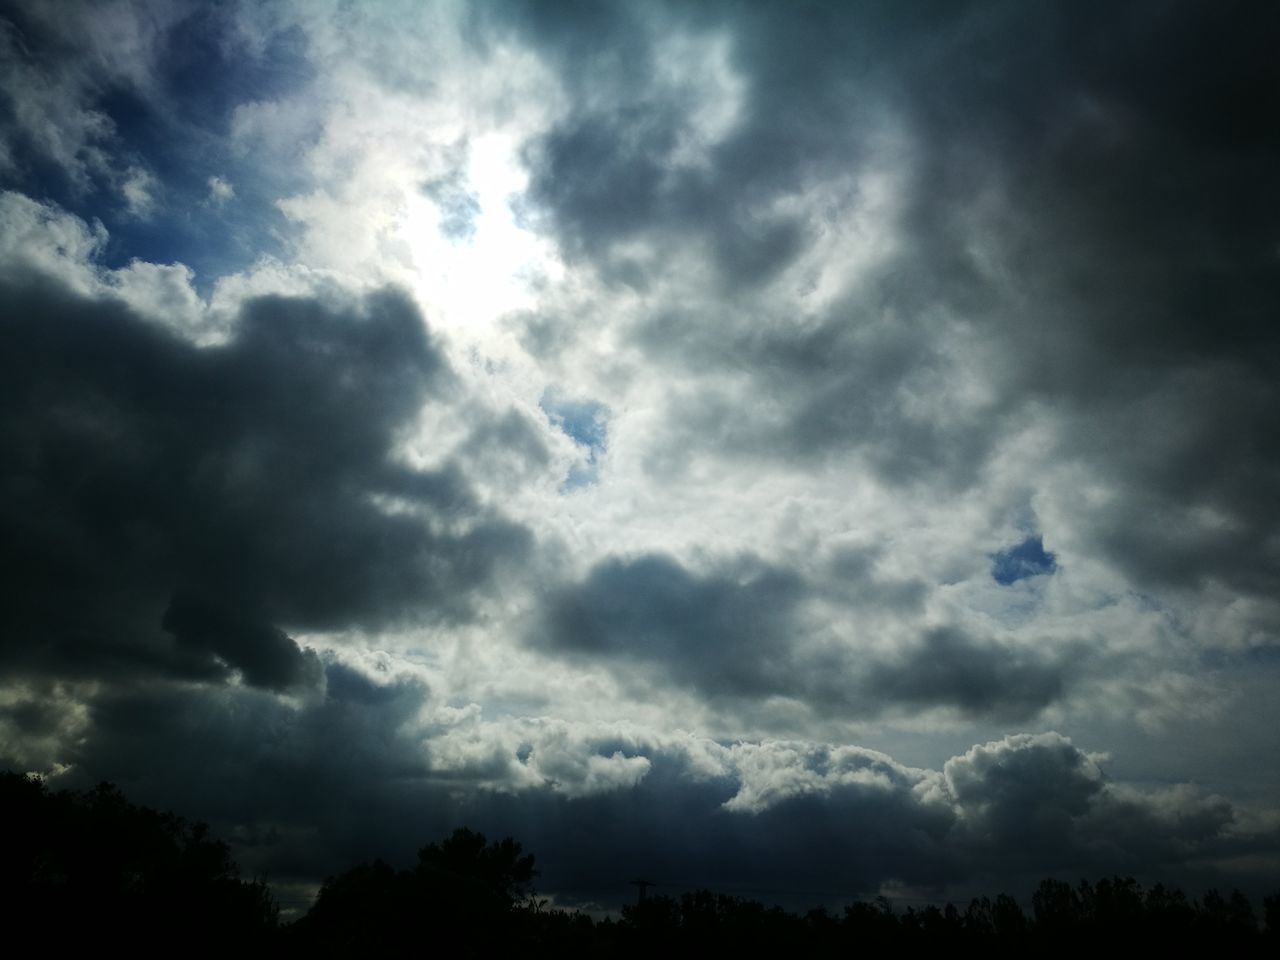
[50,667,953,894]
[536,554,1076,720]
[503,0,1280,609]
[538,553,806,699]
[522,104,811,291]
[502,0,937,289]
[162,593,321,692]
[940,733,1267,886]
[864,627,1068,722]
[45,671,1274,905]
[509,751,959,904]
[900,0,1280,606]
[501,0,1013,487]
[0,274,529,690]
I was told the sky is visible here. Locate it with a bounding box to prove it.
[1,0,1278,913]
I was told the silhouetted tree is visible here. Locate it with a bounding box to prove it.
[1033,876,1081,937]
[1144,881,1197,940]
[290,827,539,955]
[1264,892,1279,939]
[9,771,1276,954]
[0,771,277,948]
[417,827,536,910]
[1198,887,1257,949]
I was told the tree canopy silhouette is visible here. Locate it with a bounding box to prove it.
[291,827,538,953]
[0,771,276,948]
[4,770,1277,954]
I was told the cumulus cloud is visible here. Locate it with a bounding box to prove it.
[28,657,1272,902]
[0,259,529,691]
[207,175,234,205]
[507,0,1280,627]
[120,165,158,218]
[536,553,806,699]
[0,8,118,187]
[941,733,1267,885]
[534,552,1080,722]
[863,627,1072,721]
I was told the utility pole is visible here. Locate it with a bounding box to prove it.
[629,878,655,905]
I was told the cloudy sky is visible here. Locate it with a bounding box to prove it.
[2,0,1278,910]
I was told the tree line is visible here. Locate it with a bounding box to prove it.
[3,771,1276,953]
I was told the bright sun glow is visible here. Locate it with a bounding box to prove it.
[399,133,560,339]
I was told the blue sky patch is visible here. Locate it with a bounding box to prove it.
[0,7,311,289]
[540,386,609,489]
[991,535,1058,585]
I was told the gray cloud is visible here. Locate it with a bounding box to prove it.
[32,667,1273,905]
[942,733,1265,886]
[507,0,923,289]
[864,627,1070,722]
[537,553,806,699]
[0,274,529,690]
[536,553,1077,721]
[505,0,1280,618]
[634,298,1003,488]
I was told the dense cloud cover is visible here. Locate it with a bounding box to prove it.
[0,269,526,691]
[1,0,1278,910]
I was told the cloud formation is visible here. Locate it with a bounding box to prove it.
[1,0,1278,910]
[511,0,1280,620]
[32,654,1271,904]
[536,554,1077,722]
[0,252,527,691]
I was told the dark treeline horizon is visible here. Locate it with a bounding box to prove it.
[5,770,1277,953]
